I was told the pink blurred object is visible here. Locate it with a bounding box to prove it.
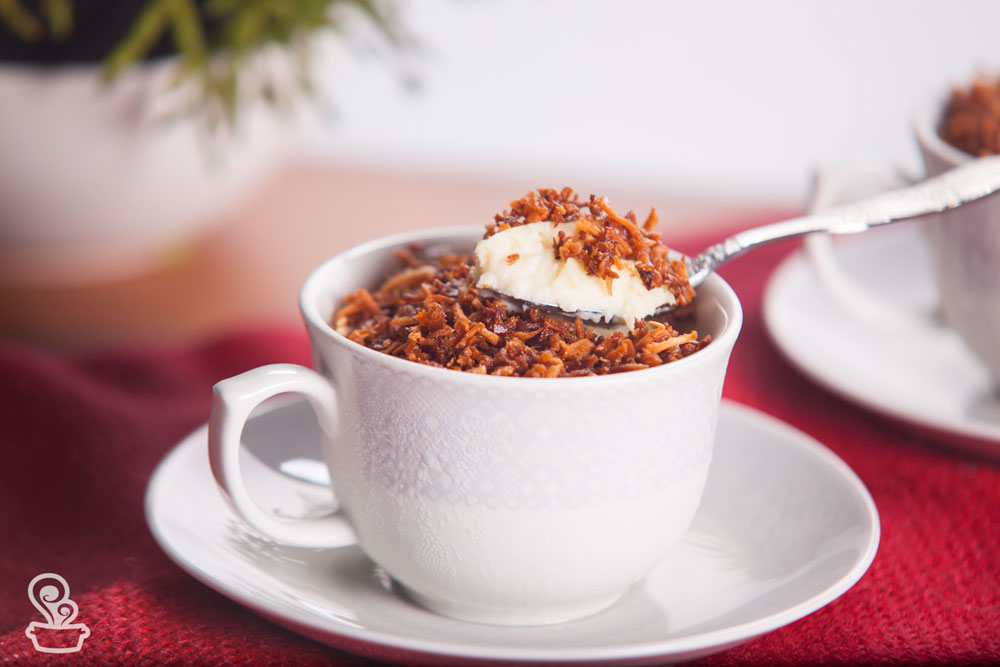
[0,58,289,286]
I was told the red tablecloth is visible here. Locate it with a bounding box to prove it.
[1,223,998,665]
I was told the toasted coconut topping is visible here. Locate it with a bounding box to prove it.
[334,251,709,377]
[942,75,1000,156]
[485,187,694,305]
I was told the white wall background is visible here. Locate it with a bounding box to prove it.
[298,0,1000,206]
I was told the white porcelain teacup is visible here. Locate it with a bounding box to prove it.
[914,93,1000,386]
[208,225,742,626]
[804,91,1000,389]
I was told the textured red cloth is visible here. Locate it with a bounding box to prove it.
[1,223,998,665]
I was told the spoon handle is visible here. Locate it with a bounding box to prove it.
[686,154,1000,285]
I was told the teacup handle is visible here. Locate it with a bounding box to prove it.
[803,162,946,337]
[208,363,358,548]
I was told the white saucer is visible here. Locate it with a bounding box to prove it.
[146,399,878,665]
[763,166,1000,458]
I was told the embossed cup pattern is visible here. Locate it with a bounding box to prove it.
[213,226,742,626]
[318,332,727,624]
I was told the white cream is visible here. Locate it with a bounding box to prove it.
[474,222,675,326]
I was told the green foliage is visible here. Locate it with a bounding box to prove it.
[0,0,398,128]
[0,0,72,40]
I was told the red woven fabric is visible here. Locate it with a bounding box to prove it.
[1,222,998,665]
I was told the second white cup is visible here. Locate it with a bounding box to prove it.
[804,89,1000,389]
[914,92,1000,386]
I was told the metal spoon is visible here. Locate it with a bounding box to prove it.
[491,155,1000,322]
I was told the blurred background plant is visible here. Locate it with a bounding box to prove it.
[0,0,399,128]
[0,0,405,286]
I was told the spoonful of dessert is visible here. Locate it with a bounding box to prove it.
[475,155,1000,326]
